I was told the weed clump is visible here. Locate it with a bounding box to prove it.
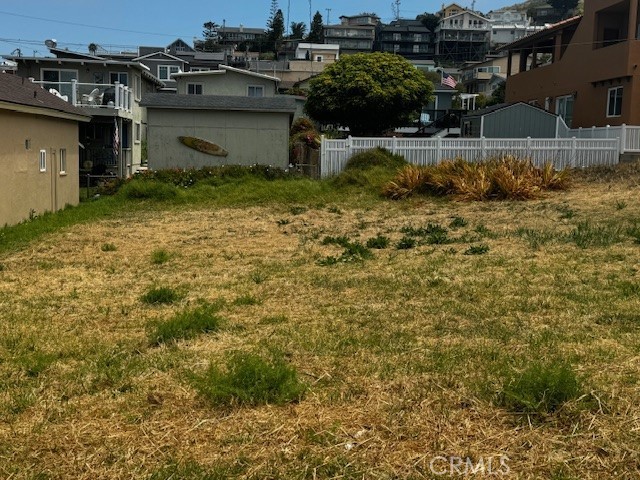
[384,156,570,201]
[366,235,390,249]
[319,236,373,265]
[148,301,223,346]
[151,248,171,265]
[101,243,117,252]
[120,180,179,200]
[192,351,306,407]
[141,286,182,305]
[499,361,582,415]
[344,147,408,172]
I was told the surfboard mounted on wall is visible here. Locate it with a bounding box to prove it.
[178,136,229,157]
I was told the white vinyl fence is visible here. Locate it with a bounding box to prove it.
[320,136,621,177]
[565,124,640,153]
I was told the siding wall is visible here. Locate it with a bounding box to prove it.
[0,110,80,226]
[482,104,558,138]
[176,71,277,96]
[146,109,290,170]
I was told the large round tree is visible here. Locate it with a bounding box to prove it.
[305,52,433,136]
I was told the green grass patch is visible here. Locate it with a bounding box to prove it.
[191,351,306,407]
[150,248,171,265]
[566,221,624,248]
[464,244,490,255]
[366,235,390,249]
[141,286,182,305]
[101,243,117,252]
[148,301,224,346]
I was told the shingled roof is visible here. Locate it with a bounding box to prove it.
[0,73,90,120]
[140,94,297,113]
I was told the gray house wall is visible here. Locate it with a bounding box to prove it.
[146,109,291,169]
[176,70,277,96]
[464,103,559,138]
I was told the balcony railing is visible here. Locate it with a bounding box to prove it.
[32,79,133,113]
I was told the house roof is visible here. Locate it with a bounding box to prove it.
[173,65,280,82]
[0,72,90,121]
[134,51,188,63]
[498,15,582,51]
[463,101,558,118]
[140,93,297,114]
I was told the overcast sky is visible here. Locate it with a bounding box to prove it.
[0,0,519,55]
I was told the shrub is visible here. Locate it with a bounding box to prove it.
[499,361,582,415]
[290,117,316,136]
[344,147,407,172]
[148,302,223,346]
[192,351,306,406]
[383,156,571,201]
[141,286,182,305]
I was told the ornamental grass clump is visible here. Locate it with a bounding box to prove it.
[383,156,570,201]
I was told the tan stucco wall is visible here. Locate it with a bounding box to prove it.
[146,109,290,170]
[506,0,640,127]
[0,110,80,226]
[176,71,277,96]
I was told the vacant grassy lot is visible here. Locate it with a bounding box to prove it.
[1,165,639,479]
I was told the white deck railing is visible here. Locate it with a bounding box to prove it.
[32,79,133,113]
[566,124,640,153]
[320,136,620,177]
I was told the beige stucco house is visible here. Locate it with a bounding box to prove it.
[0,73,90,227]
[172,65,280,97]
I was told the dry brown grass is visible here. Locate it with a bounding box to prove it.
[1,168,640,478]
[384,156,571,201]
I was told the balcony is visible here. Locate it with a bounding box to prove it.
[32,79,134,117]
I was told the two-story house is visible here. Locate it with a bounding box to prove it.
[323,14,380,55]
[4,47,164,177]
[435,4,491,63]
[487,10,546,49]
[378,19,435,59]
[501,0,639,128]
[459,54,521,95]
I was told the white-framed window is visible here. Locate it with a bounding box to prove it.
[39,149,47,172]
[110,72,128,86]
[42,68,78,99]
[556,94,574,128]
[59,148,67,174]
[247,85,264,97]
[413,44,420,53]
[190,67,210,72]
[187,83,203,95]
[158,65,181,81]
[607,86,623,117]
[135,122,141,143]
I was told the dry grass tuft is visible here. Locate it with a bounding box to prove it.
[383,156,571,201]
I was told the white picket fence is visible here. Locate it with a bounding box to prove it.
[566,124,640,153]
[320,136,621,177]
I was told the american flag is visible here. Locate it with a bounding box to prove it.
[441,72,458,88]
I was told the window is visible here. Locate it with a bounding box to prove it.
[110,72,128,86]
[556,95,574,127]
[414,34,422,42]
[158,65,181,81]
[135,122,141,143]
[413,44,420,53]
[187,83,203,95]
[393,33,401,41]
[190,67,210,72]
[59,148,67,174]
[42,69,77,99]
[133,75,141,100]
[607,86,623,117]
[39,150,46,172]
[315,55,323,62]
[247,85,264,97]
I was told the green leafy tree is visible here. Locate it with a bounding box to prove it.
[290,22,307,39]
[417,13,439,32]
[266,8,285,53]
[548,0,580,17]
[307,11,324,43]
[202,21,220,52]
[488,81,506,106]
[305,52,434,136]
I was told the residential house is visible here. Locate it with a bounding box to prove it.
[435,4,491,63]
[172,65,280,97]
[529,3,565,25]
[459,54,517,95]
[217,25,267,51]
[5,48,165,177]
[276,43,339,91]
[487,10,546,48]
[133,51,187,92]
[0,72,90,226]
[378,19,435,59]
[323,14,380,55]
[501,0,639,128]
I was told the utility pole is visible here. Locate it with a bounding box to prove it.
[287,0,291,36]
[392,0,401,20]
[309,0,312,30]
[325,8,332,25]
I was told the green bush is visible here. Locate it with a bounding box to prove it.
[499,361,582,415]
[148,302,223,346]
[141,286,182,305]
[192,351,306,406]
[344,147,407,172]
